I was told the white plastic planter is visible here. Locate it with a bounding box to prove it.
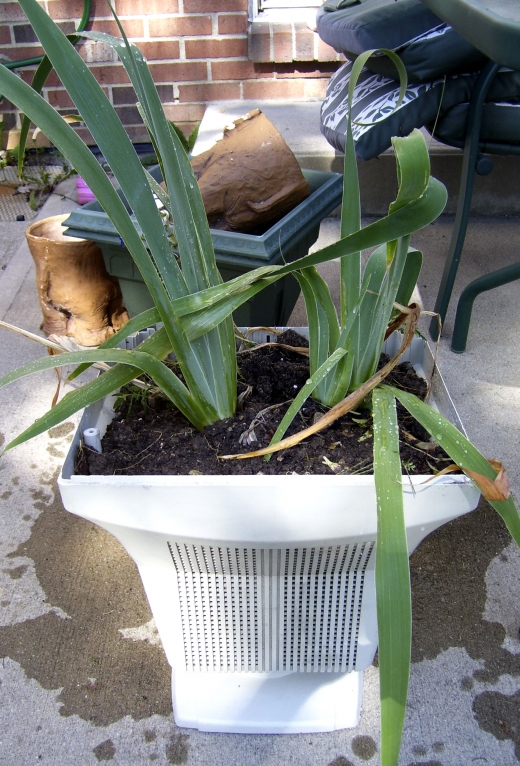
[58,330,480,733]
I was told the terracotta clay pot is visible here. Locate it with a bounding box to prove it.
[26,214,130,346]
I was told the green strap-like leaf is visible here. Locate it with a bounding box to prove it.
[265,347,347,456]
[356,235,411,386]
[18,54,54,177]
[161,172,446,327]
[83,18,236,419]
[294,269,352,406]
[389,130,430,215]
[372,386,411,766]
[3,329,174,452]
[68,308,162,380]
[387,385,520,547]
[394,248,422,309]
[13,0,231,424]
[0,28,176,329]
[340,48,408,327]
[0,347,207,439]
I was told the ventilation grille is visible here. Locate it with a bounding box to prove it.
[168,542,374,673]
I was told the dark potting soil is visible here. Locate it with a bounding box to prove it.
[75,330,453,477]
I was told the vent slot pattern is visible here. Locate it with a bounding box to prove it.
[168,542,374,673]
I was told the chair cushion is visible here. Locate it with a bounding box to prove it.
[431,103,520,148]
[320,62,520,160]
[316,0,486,82]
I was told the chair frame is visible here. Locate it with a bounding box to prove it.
[428,59,520,352]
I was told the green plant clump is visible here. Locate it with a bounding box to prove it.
[0,2,518,765]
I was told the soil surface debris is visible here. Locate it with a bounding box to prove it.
[76,330,451,477]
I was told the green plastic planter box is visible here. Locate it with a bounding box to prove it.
[63,166,343,326]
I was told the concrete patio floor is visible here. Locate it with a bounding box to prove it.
[0,168,519,766]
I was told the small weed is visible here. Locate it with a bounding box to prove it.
[113,383,158,415]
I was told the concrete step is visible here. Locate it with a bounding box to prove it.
[195,100,520,217]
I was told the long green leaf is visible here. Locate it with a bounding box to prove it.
[82,20,235,419]
[387,385,520,546]
[68,308,162,380]
[356,235,411,387]
[294,269,336,401]
[12,0,233,422]
[373,386,411,766]
[18,54,54,177]
[394,248,422,309]
[158,172,446,327]
[265,347,347,456]
[81,28,215,294]
[0,348,207,436]
[17,6,187,304]
[294,269,352,406]
[0,48,177,340]
[339,49,408,347]
[4,329,174,451]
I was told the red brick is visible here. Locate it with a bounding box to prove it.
[36,68,61,87]
[148,61,208,83]
[125,124,153,143]
[112,85,135,105]
[90,64,130,85]
[0,27,12,44]
[0,44,44,61]
[185,37,248,59]
[115,105,141,124]
[317,36,341,62]
[294,23,315,62]
[20,69,42,85]
[74,126,95,144]
[116,0,179,16]
[0,4,28,23]
[162,102,205,123]
[243,79,305,100]
[47,0,88,21]
[179,82,241,102]
[156,84,176,102]
[304,78,330,99]
[90,18,144,39]
[13,24,38,43]
[46,89,75,108]
[248,20,271,63]
[184,0,246,12]
[78,38,115,64]
[272,24,293,63]
[211,59,264,81]
[57,21,77,36]
[218,13,247,35]
[135,41,180,61]
[149,16,212,38]
[112,83,174,105]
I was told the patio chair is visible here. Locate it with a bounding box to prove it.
[317,0,520,352]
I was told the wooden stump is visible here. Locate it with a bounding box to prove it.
[26,214,130,347]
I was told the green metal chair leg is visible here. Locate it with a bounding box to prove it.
[451,262,520,352]
[429,61,500,341]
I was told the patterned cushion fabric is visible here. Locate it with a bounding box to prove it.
[320,63,520,160]
[316,0,486,83]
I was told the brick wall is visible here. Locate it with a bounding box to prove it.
[0,0,342,145]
